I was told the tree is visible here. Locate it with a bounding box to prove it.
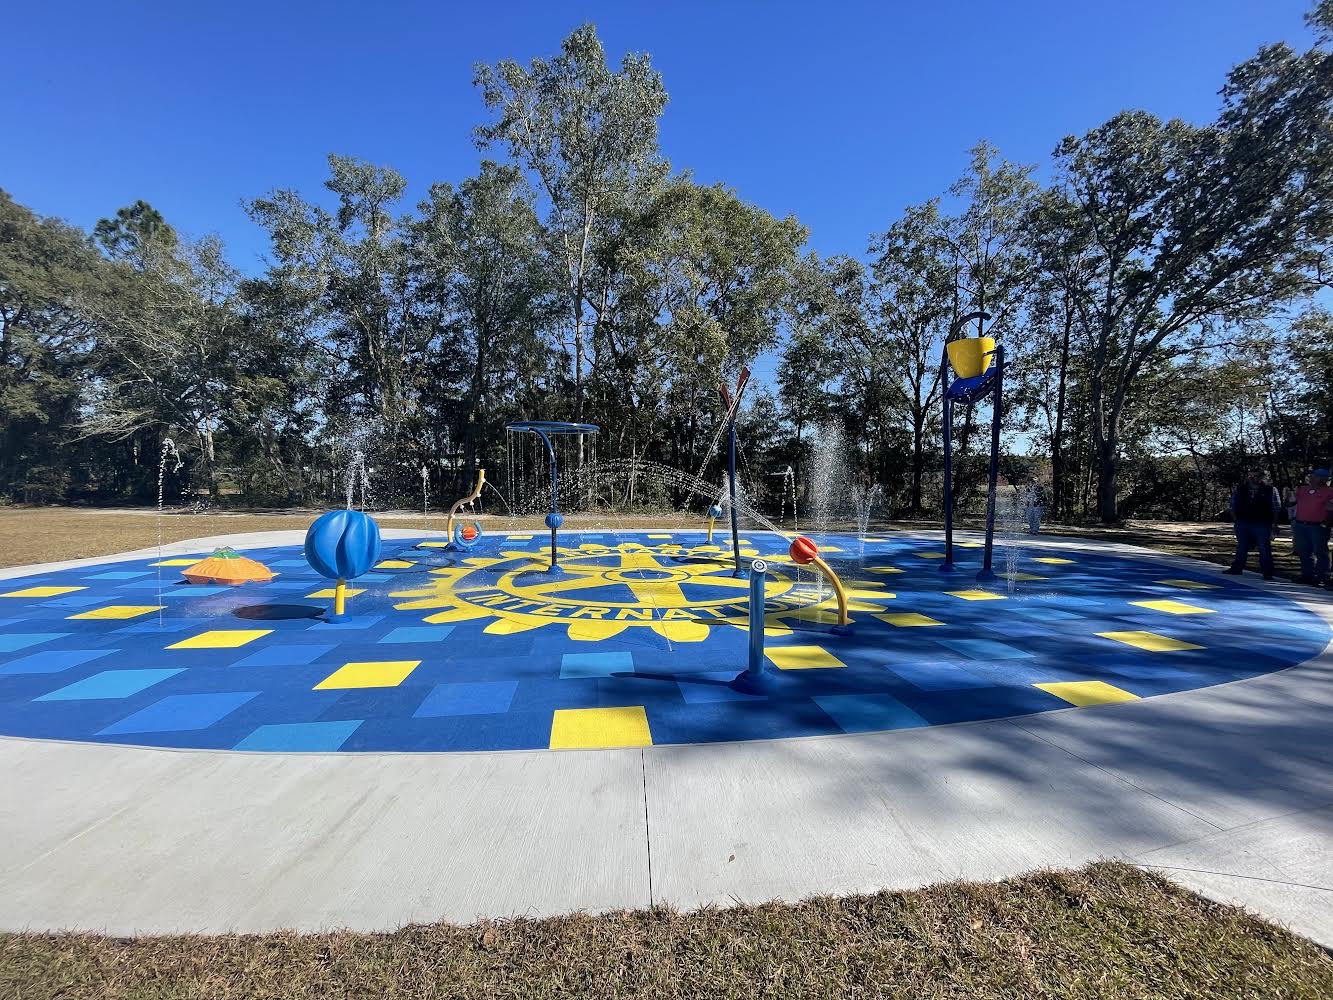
[1054,6,1333,522]
[474,24,668,444]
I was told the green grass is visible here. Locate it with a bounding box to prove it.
[2,863,1329,999]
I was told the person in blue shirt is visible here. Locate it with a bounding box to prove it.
[1224,467,1281,580]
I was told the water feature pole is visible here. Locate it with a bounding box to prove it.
[941,397,955,571]
[729,558,772,694]
[977,344,1005,583]
[719,367,750,577]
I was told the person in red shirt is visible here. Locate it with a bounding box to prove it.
[1290,468,1333,585]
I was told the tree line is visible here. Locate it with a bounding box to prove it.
[3,7,1333,524]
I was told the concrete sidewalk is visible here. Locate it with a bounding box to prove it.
[1,533,1330,944]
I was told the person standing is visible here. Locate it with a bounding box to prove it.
[1224,467,1280,580]
[1290,468,1333,585]
[1025,478,1047,534]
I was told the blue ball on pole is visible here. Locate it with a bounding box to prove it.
[304,509,382,617]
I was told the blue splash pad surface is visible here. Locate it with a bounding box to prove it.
[0,531,1324,752]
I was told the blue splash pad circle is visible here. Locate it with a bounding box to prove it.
[0,531,1324,752]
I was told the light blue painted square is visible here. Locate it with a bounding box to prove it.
[234,720,362,751]
[888,660,992,691]
[90,570,152,581]
[265,580,311,591]
[379,626,455,644]
[115,617,209,634]
[979,621,1053,638]
[936,638,1034,660]
[0,648,114,676]
[98,691,259,734]
[233,643,336,667]
[560,650,634,678]
[676,671,763,703]
[311,615,384,630]
[358,572,391,582]
[414,681,518,717]
[37,668,183,701]
[815,694,927,733]
[1010,606,1084,620]
[271,559,310,568]
[0,632,69,653]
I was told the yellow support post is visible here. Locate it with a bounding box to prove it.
[789,536,851,626]
[809,555,850,626]
[446,469,486,540]
[334,578,347,617]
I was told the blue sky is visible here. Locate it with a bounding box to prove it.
[4,1,1315,274]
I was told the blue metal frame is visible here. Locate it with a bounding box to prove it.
[505,421,600,572]
[941,342,1005,582]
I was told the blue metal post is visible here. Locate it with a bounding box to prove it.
[941,389,955,572]
[746,558,768,676]
[977,345,1005,583]
[532,427,560,573]
[728,419,741,576]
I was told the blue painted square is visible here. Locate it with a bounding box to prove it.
[888,660,992,691]
[936,638,1034,660]
[232,643,336,667]
[414,681,518,717]
[271,559,310,568]
[36,667,183,701]
[379,626,455,644]
[0,632,70,653]
[98,691,259,734]
[90,570,152,581]
[49,594,114,608]
[358,572,391,583]
[980,620,1054,638]
[560,650,634,678]
[814,694,928,733]
[0,648,114,676]
[234,720,363,751]
[265,580,312,592]
[676,671,764,703]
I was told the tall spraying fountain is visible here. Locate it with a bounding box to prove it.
[851,481,884,556]
[345,450,370,511]
[155,438,183,626]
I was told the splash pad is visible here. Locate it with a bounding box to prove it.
[0,525,1324,752]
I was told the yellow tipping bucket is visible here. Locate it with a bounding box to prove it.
[946,337,996,379]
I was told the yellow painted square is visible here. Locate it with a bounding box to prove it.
[946,589,1006,601]
[550,706,652,749]
[1156,578,1218,590]
[1130,599,1215,616]
[867,566,904,575]
[765,645,846,670]
[507,534,535,540]
[168,629,273,650]
[68,605,163,621]
[152,558,204,567]
[307,587,366,599]
[376,560,416,569]
[1,586,86,598]
[1035,680,1140,707]
[418,541,451,548]
[314,659,421,690]
[915,552,946,559]
[648,533,672,539]
[876,613,944,627]
[1034,557,1075,565]
[956,541,984,548]
[1096,630,1203,652]
[999,572,1047,582]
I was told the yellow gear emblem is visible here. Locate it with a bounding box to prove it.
[391,538,894,642]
